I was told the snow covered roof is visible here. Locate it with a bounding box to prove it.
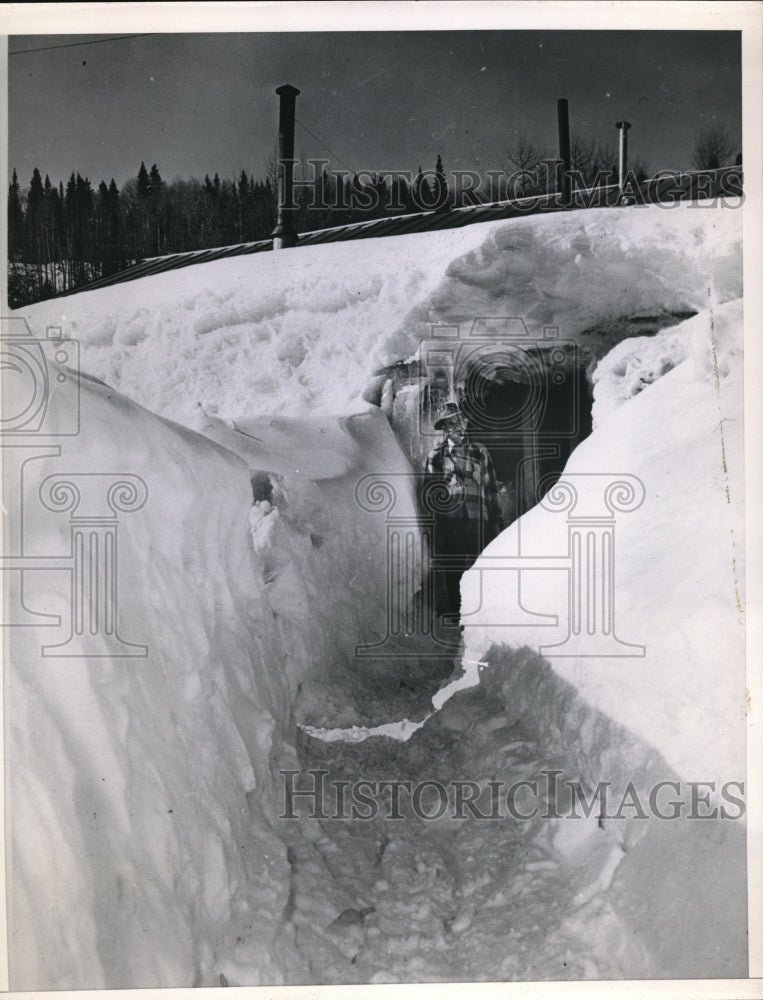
[57,166,742,298]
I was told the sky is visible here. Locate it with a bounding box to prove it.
[7,30,742,190]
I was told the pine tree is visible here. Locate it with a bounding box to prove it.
[413,166,432,211]
[26,168,46,293]
[238,170,250,240]
[108,179,122,270]
[368,173,388,220]
[7,169,24,259]
[148,163,163,196]
[201,175,216,245]
[137,161,150,199]
[388,174,409,215]
[350,173,373,216]
[147,164,164,254]
[132,162,152,256]
[262,176,276,232]
[40,175,56,284]
[28,168,44,210]
[96,180,110,276]
[7,169,27,306]
[433,154,449,210]
[70,173,94,285]
[49,182,65,290]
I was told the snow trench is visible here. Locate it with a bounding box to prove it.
[7,203,746,986]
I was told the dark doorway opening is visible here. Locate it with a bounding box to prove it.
[460,355,593,522]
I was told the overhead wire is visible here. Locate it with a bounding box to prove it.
[11,38,359,180]
[295,117,358,177]
[9,34,152,56]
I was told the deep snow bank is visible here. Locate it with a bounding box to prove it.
[447,298,746,784]
[433,297,748,977]
[20,205,741,431]
[5,372,305,988]
[4,361,428,990]
[21,226,493,425]
[196,405,424,723]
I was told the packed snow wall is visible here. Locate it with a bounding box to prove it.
[440,296,749,976]
[7,201,747,984]
[2,344,427,988]
[196,405,426,722]
[3,367,315,987]
[449,300,746,781]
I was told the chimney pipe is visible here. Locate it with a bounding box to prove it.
[557,99,571,207]
[272,84,300,250]
[615,120,632,193]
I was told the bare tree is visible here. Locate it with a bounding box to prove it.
[569,136,598,182]
[505,135,549,198]
[691,127,735,170]
[264,148,279,195]
[631,157,651,182]
[507,135,547,172]
[594,141,617,173]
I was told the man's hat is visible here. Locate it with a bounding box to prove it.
[434,401,464,430]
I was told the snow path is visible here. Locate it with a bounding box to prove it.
[299,716,431,744]
[255,683,645,985]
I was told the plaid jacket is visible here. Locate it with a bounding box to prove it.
[424,437,502,527]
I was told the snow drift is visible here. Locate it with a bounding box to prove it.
[6,371,303,987]
[23,205,740,427]
[449,297,746,782]
[6,201,747,986]
[440,295,748,977]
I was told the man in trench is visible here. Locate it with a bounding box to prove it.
[423,401,504,622]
